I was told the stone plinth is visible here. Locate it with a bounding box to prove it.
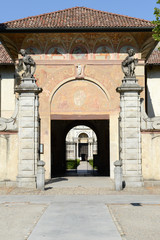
[117,77,144,187]
[114,160,123,191]
[37,160,45,190]
[15,77,42,188]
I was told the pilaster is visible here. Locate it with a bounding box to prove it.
[117,77,143,187]
[15,78,42,188]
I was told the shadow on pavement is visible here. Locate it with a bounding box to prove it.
[45,177,68,185]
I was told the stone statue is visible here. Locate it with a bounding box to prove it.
[122,49,138,78]
[16,49,36,78]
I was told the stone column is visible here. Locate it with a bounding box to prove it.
[117,77,143,187]
[77,139,79,159]
[90,141,93,158]
[15,77,42,188]
[88,142,90,158]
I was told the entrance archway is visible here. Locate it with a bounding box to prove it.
[50,78,110,177]
[51,120,110,177]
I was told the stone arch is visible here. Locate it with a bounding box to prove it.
[50,77,110,103]
[78,132,89,138]
[50,77,110,116]
[79,132,89,137]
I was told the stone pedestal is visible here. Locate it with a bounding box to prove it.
[117,77,144,187]
[114,160,123,191]
[15,78,42,188]
[37,160,45,190]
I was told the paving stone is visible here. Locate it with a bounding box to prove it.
[28,203,121,240]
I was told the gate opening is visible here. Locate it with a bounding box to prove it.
[51,120,110,177]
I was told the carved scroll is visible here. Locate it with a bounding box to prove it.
[0,98,18,132]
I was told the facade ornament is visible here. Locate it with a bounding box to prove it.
[0,98,18,132]
[16,49,36,78]
[122,49,138,78]
[76,64,84,79]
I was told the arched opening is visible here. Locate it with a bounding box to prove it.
[50,78,110,178]
[78,132,89,161]
[51,120,109,177]
[65,125,98,175]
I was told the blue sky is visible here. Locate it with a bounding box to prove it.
[0,0,158,23]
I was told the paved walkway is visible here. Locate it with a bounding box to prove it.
[1,177,160,239]
[28,202,121,240]
[77,161,93,175]
[1,194,160,240]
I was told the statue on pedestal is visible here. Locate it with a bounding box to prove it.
[122,49,138,78]
[16,49,36,78]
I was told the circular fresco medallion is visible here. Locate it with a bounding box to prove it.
[74,90,86,106]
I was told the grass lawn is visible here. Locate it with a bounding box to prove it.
[66,159,80,169]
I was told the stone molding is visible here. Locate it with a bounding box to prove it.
[116,77,143,93]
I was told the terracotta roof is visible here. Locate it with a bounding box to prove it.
[0,44,13,64]
[0,7,154,30]
[147,50,160,65]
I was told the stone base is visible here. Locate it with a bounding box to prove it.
[123,175,144,188]
[0,181,17,187]
[17,176,37,188]
[144,181,160,187]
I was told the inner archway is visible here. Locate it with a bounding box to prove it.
[65,125,98,175]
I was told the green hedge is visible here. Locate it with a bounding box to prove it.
[88,159,97,170]
[66,159,80,169]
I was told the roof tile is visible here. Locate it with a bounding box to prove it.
[0,7,154,30]
[147,50,160,65]
[0,44,13,64]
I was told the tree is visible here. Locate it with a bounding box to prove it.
[153,0,160,42]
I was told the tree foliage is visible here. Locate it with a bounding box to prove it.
[153,0,160,41]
